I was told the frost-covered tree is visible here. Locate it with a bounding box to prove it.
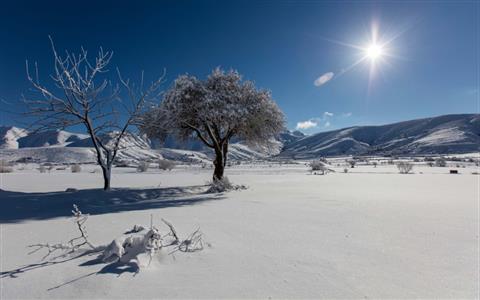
[140,68,285,180]
[23,38,164,190]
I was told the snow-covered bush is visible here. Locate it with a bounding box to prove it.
[71,164,82,173]
[206,177,246,193]
[137,161,150,172]
[397,161,414,174]
[435,157,447,167]
[0,160,13,173]
[343,168,348,173]
[207,177,233,193]
[348,160,356,168]
[158,159,175,171]
[38,165,47,173]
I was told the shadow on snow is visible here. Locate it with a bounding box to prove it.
[0,185,221,288]
[0,185,222,223]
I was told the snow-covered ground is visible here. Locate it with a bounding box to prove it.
[1,163,478,298]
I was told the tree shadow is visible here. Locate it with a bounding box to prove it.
[0,249,97,279]
[0,185,222,223]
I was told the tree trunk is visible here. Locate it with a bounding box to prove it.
[213,148,225,181]
[222,141,229,167]
[101,165,112,190]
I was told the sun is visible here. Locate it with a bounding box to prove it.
[365,44,383,60]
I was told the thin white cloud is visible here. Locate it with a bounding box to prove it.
[324,111,334,117]
[296,120,318,130]
[324,121,331,128]
[314,72,334,86]
[342,112,352,117]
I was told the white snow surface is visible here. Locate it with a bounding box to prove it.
[0,162,478,299]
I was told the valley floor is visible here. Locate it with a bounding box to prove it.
[0,164,479,298]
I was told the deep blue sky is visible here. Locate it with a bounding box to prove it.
[0,0,478,133]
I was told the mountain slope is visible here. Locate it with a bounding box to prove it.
[18,130,89,148]
[280,114,480,158]
[2,114,478,163]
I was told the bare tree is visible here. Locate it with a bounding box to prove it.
[23,38,164,190]
[140,68,285,181]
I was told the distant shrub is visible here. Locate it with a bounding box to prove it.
[348,160,356,168]
[343,168,348,173]
[42,162,54,172]
[0,160,13,173]
[137,161,150,172]
[396,161,414,174]
[38,165,47,173]
[15,157,33,163]
[158,159,175,171]
[435,157,447,167]
[424,157,435,162]
[71,164,82,173]
[310,160,328,175]
[372,161,378,168]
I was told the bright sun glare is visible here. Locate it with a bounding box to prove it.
[366,44,383,60]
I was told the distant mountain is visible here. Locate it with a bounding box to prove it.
[0,127,276,163]
[1,114,477,163]
[278,130,306,146]
[280,114,480,158]
[0,128,160,164]
[18,130,89,148]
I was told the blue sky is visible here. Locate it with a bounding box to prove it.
[0,0,478,133]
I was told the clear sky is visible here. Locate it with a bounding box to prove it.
[0,0,478,133]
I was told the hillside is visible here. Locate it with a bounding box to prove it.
[280,114,480,158]
[1,114,478,163]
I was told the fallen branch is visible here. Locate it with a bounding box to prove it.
[28,204,206,272]
[28,205,99,260]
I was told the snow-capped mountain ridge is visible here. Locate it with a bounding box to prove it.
[281,114,480,157]
[1,114,478,163]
